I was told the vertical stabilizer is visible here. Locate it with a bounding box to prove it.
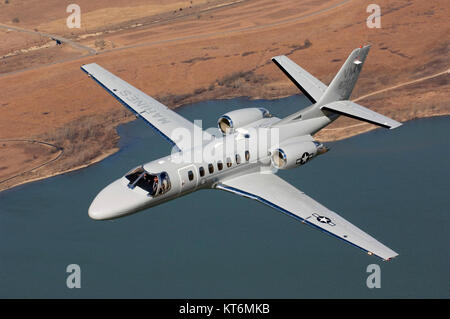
[318,45,370,106]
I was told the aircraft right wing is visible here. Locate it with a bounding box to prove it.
[81,63,212,152]
[272,55,328,103]
[216,172,398,261]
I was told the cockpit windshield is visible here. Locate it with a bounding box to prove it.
[125,166,171,197]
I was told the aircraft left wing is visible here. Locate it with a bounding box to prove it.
[216,172,398,261]
[81,63,211,151]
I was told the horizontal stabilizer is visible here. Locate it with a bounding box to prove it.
[272,55,327,103]
[321,101,402,129]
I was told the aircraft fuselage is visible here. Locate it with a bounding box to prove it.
[88,113,334,220]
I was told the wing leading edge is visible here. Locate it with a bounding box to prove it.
[81,63,211,152]
[216,172,398,261]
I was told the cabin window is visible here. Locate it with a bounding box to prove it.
[226,157,232,168]
[199,166,205,177]
[245,150,250,162]
[188,170,194,181]
[235,154,241,165]
[217,161,223,171]
[208,163,214,174]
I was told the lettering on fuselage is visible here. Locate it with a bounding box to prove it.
[120,89,171,125]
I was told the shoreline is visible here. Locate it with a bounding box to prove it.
[0,147,119,193]
[1,108,448,194]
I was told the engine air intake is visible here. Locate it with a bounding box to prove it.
[217,107,271,134]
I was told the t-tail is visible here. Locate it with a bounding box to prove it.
[318,45,370,105]
[272,45,402,129]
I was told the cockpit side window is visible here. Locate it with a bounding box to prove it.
[126,166,171,197]
[158,172,171,195]
[125,166,145,184]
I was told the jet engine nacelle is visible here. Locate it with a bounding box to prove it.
[271,140,328,169]
[218,107,271,134]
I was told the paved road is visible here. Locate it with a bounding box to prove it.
[0,23,97,54]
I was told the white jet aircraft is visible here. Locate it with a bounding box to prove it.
[83,45,401,261]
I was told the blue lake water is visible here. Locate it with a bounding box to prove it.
[0,94,449,298]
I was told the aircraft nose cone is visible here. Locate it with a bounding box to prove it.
[88,179,149,220]
[88,199,107,220]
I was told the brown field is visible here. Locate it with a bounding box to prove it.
[0,140,59,181]
[0,0,448,191]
